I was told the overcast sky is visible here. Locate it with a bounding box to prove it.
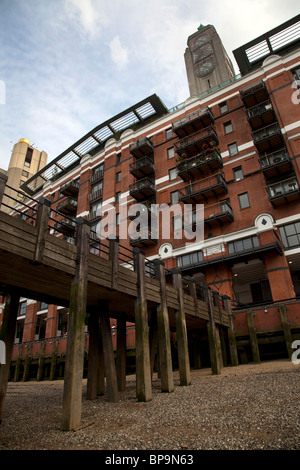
[0,0,299,170]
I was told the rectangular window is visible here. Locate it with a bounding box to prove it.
[24,147,33,167]
[19,301,27,316]
[219,101,228,114]
[233,166,244,181]
[292,67,300,81]
[228,236,259,254]
[116,153,121,164]
[228,142,239,156]
[116,171,121,183]
[116,191,121,204]
[224,121,233,134]
[22,170,29,178]
[177,250,203,268]
[167,147,175,159]
[238,192,250,209]
[166,128,173,139]
[173,214,182,231]
[171,190,179,204]
[169,168,177,181]
[279,222,300,250]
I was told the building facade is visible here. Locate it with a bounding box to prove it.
[1,15,300,379]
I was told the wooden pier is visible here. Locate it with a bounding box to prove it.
[0,176,235,431]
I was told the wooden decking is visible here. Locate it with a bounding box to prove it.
[0,210,231,329]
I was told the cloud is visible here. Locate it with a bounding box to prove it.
[64,0,102,40]
[109,36,129,69]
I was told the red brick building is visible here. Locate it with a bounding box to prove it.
[1,15,300,378]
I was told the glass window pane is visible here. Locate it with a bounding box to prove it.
[287,235,299,247]
[285,224,296,236]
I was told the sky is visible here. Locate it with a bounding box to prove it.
[0,0,299,170]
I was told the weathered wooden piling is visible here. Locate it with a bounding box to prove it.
[246,311,260,364]
[154,260,174,393]
[206,288,223,375]
[0,292,20,423]
[172,269,191,386]
[61,218,90,431]
[133,248,152,402]
[279,305,293,359]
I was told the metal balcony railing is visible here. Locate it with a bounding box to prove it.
[179,173,227,203]
[267,177,299,202]
[129,155,155,177]
[174,126,218,157]
[88,189,103,203]
[129,177,155,198]
[56,197,78,214]
[172,107,214,137]
[60,179,79,197]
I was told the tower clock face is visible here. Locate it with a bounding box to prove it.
[193,42,213,63]
[195,58,215,77]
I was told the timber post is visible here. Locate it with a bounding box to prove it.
[133,248,152,402]
[225,298,239,367]
[246,311,260,364]
[116,315,127,392]
[61,217,90,431]
[87,312,101,400]
[0,291,20,424]
[49,340,58,381]
[37,341,45,381]
[109,239,119,290]
[0,172,8,209]
[278,305,293,359]
[206,287,222,375]
[171,269,191,386]
[34,197,51,264]
[99,306,119,402]
[154,259,174,393]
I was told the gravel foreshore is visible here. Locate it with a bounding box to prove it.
[0,359,299,451]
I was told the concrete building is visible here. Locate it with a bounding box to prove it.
[1,15,300,380]
[1,138,47,213]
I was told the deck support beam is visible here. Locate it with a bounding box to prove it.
[172,269,191,386]
[99,308,119,402]
[134,248,152,402]
[87,312,101,400]
[62,218,90,431]
[0,291,20,424]
[154,260,174,393]
[206,288,222,375]
[247,311,260,364]
[279,305,293,359]
[116,316,127,392]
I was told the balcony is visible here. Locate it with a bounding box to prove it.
[174,126,219,158]
[172,107,214,138]
[90,169,104,184]
[204,201,234,227]
[88,208,102,222]
[54,217,76,235]
[129,229,158,248]
[259,148,293,179]
[129,177,156,201]
[60,179,79,198]
[56,197,78,215]
[176,148,223,181]
[179,173,227,204]
[128,199,153,220]
[88,189,103,203]
[129,156,155,179]
[240,81,269,108]
[246,100,276,130]
[129,137,153,158]
[267,177,300,206]
[252,123,284,153]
